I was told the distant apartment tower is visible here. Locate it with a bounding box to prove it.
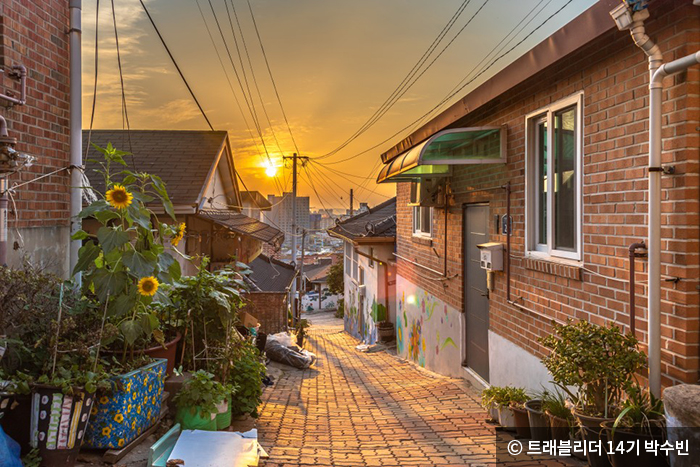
[264,193,310,239]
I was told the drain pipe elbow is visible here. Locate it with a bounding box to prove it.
[630,18,663,74]
[0,115,7,139]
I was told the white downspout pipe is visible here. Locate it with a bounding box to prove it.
[628,11,700,397]
[69,0,82,281]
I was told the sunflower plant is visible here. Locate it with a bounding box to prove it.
[72,143,185,359]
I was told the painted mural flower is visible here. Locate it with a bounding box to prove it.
[421,298,426,314]
[102,427,112,437]
[114,413,124,424]
[409,320,422,362]
[118,439,125,447]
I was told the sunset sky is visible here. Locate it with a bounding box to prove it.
[82,0,596,211]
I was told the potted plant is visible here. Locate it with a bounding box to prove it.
[480,387,501,422]
[173,370,234,431]
[541,388,574,443]
[491,386,524,432]
[74,144,183,449]
[524,395,550,442]
[225,340,266,419]
[539,321,646,425]
[0,265,111,465]
[601,384,665,467]
[507,388,531,438]
[295,319,311,348]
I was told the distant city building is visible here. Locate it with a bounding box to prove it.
[240,191,272,222]
[309,213,322,230]
[264,193,310,239]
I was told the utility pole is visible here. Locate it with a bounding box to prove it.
[282,152,309,326]
[298,229,307,322]
[349,188,354,217]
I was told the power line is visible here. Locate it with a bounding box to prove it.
[309,0,573,170]
[139,0,214,130]
[315,0,492,163]
[195,0,285,195]
[111,0,135,168]
[246,0,302,156]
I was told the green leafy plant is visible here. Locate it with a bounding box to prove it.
[484,386,529,408]
[173,370,234,418]
[0,265,112,394]
[539,320,646,417]
[335,297,345,319]
[74,143,183,358]
[612,383,664,435]
[480,386,502,409]
[225,340,265,417]
[165,258,249,373]
[541,388,574,422]
[326,261,343,295]
[295,319,311,347]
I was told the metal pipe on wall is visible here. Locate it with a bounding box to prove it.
[69,0,83,281]
[628,241,646,337]
[0,179,7,266]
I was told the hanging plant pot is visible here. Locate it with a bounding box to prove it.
[84,358,166,449]
[510,405,531,438]
[497,404,516,431]
[175,405,217,431]
[0,392,32,455]
[29,385,94,467]
[524,399,549,442]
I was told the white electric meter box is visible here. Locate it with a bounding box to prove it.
[477,242,504,271]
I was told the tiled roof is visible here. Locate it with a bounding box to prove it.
[83,130,228,206]
[199,209,284,245]
[327,197,396,241]
[247,254,296,292]
[303,258,333,282]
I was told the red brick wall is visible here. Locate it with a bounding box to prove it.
[244,292,288,335]
[396,0,699,386]
[0,1,71,228]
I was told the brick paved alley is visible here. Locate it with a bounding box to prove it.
[258,313,581,466]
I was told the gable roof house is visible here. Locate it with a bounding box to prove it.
[328,198,397,344]
[83,130,283,275]
[376,0,699,393]
[244,253,297,334]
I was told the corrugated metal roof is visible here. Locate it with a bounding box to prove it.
[327,198,396,241]
[199,209,284,245]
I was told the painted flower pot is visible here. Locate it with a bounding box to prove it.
[0,392,32,455]
[497,405,516,431]
[175,406,217,431]
[524,399,550,442]
[29,385,94,466]
[84,358,166,449]
[215,396,232,430]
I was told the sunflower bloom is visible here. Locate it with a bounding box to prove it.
[105,184,133,209]
[137,276,159,296]
[171,222,186,247]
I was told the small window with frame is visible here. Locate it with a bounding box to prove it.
[412,206,432,237]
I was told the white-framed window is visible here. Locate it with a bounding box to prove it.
[526,92,583,261]
[344,241,352,276]
[412,206,433,237]
[352,247,359,281]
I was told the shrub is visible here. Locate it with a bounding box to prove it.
[226,341,265,417]
[539,320,646,417]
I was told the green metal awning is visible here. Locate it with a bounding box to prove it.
[377,126,506,183]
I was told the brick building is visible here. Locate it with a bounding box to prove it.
[0,0,72,275]
[377,0,699,389]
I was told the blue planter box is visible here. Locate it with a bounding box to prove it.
[84,358,166,449]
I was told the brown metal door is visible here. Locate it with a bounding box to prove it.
[464,204,489,381]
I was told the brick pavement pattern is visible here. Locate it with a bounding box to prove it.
[258,315,579,466]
